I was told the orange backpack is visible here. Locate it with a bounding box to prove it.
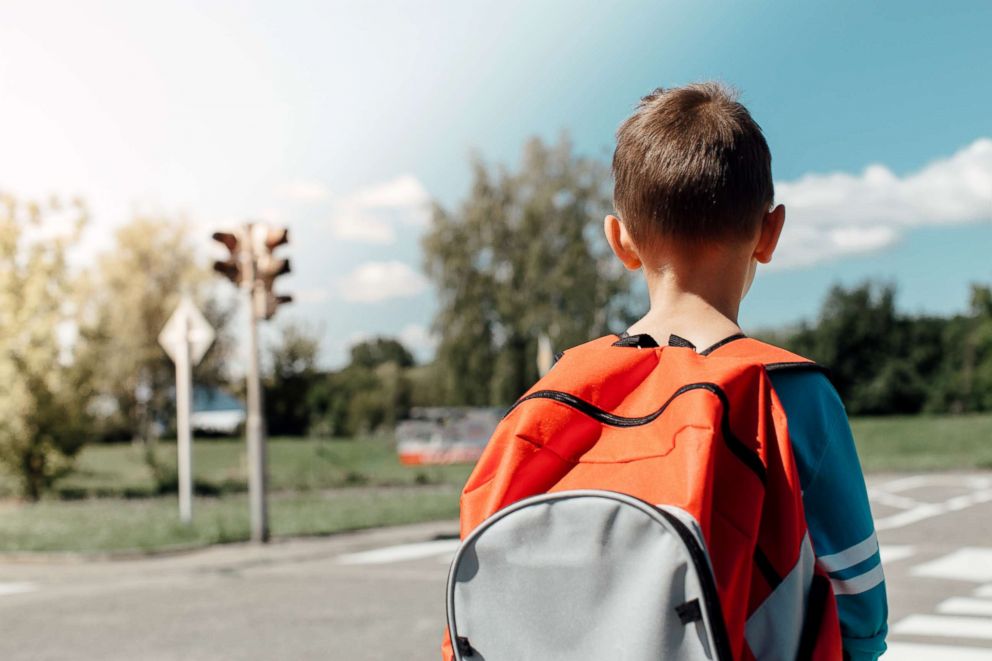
[443,333,842,661]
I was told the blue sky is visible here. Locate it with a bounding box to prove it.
[1,1,990,366]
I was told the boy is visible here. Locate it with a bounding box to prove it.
[445,83,887,660]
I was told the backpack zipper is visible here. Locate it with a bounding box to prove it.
[503,383,767,483]
[655,506,735,661]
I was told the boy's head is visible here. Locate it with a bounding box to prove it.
[610,83,780,256]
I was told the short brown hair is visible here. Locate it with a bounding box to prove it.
[612,83,773,246]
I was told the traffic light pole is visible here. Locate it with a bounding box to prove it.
[212,222,289,544]
[243,232,270,543]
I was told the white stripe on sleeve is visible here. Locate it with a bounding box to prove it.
[830,563,885,596]
[816,531,879,574]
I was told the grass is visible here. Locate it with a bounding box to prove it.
[0,436,474,500]
[0,486,460,554]
[851,413,992,472]
[1,414,990,554]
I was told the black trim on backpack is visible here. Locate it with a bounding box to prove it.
[795,573,830,661]
[753,546,783,590]
[503,383,767,484]
[765,361,833,378]
[611,331,749,356]
[675,598,703,624]
[699,333,748,356]
[455,636,475,657]
[655,506,734,661]
[611,332,659,348]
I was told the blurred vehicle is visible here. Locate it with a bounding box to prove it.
[191,387,246,435]
[396,407,501,465]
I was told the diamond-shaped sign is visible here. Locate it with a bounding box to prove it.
[158,296,216,366]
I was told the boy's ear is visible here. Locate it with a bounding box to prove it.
[604,215,642,271]
[754,204,786,264]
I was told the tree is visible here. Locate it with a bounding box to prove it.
[79,217,235,442]
[785,281,947,415]
[423,135,634,406]
[308,337,415,437]
[929,285,992,413]
[349,337,414,370]
[0,195,96,499]
[265,322,321,436]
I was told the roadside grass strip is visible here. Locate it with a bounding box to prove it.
[0,487,460,554]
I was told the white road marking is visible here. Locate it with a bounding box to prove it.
[337,539,462,565]
[892,614,992,640]
[869,490,923,510]
[886,642,992,660]
[879,545,915,565]
[913,548,992,582]
[875,489,992,531]
[875,475,934,492]
[976,584,992,598]
[938,597,992,617]
[0,582,37,596]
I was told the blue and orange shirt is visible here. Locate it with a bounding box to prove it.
[770,369,888,661]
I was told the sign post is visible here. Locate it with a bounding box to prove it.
[158,296,215,524]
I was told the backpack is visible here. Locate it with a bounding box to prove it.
[443,333,842,661]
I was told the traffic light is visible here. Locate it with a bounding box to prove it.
[252,224,292,320]
[211,231,243,284]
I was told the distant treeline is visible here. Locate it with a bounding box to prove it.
[768,281,992,416]
[269,280,992,439]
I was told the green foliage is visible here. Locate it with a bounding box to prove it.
[781,281,992,415]
[349,337,414,369]
[265,322,321,436]
[0,195,96,499]
[78,216,235,442]
[423,135,635,405]
[307,337,415,436]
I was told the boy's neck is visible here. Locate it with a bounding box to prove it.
[625,247,750,350]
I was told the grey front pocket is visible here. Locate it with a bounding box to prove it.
[446,490,731,661]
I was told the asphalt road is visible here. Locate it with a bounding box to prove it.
[1,471,991,660]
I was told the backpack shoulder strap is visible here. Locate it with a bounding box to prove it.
[703,336,829,376]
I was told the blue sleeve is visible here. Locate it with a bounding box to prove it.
[769,370,889,661]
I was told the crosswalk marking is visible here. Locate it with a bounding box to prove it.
[336,539,461,565]
[892,614,992,640]
[937,597,992,617]
[0,582,36,596]
[887,642,992,660]
[879,545,915,565]
[912,547,992,582]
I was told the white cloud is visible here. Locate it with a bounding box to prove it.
[326,175,431,244]
[277,180,330,202]
[774,137,992,268]
[336,260,428,303]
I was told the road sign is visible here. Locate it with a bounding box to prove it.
[158,297,216,366]
[158,296,215,525]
